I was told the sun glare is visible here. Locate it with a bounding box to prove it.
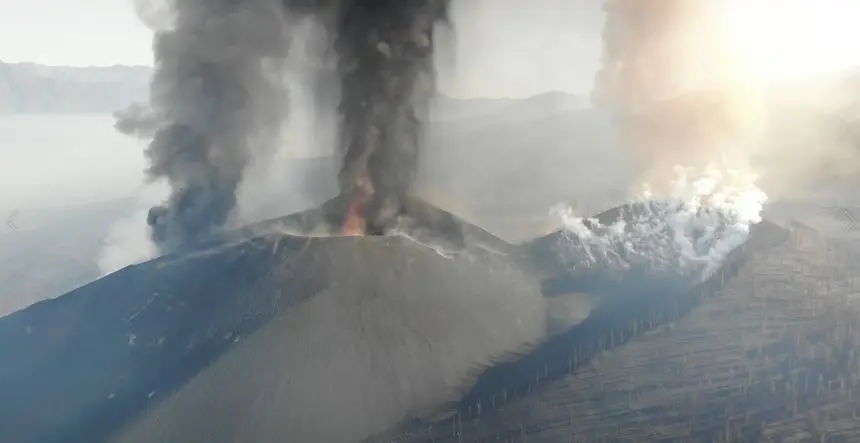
[724,0,860,84]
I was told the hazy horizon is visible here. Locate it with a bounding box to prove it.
[4,0,860,314]
[1,0,605,99]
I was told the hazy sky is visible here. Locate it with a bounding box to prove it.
[4,0,860,96]
[0,0,606,97]
[440,0,605,97]
[0,115,148,214]
[0,0,154,66]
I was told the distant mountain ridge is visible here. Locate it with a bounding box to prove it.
[0,61,151,114]
[0,60,592,117]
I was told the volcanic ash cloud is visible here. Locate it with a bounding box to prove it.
[123,0,294,252]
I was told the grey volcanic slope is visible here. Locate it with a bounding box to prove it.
[0,210,545,443]
[0,197,138,316]
[371,225,860,442]
[0,202,786,443]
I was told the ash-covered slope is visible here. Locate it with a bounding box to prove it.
[0,202,545,443]
[0,201,787,443]
[373,217,790,441]
[376,219,860,443]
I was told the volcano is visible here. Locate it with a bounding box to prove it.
[0,198,788,443]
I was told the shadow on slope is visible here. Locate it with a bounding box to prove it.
[0,199,789,443]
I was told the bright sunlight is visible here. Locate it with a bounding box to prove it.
[725,0,860,84]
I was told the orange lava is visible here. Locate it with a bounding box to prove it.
[341,190,368,236]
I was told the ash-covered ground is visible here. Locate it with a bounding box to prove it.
[372,203,860,443]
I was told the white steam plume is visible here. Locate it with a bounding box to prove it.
[555,0,770,281]
[554,165,766,281]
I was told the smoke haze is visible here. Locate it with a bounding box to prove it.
[97,183,167,275]
[122,0,456,246]
[755,75,860,198]
[103,13,339,272]
[121,0,296,252]
[594,0,764,193]
[590,0,860,202]
[113,0,860,252]
[438,0,604,98]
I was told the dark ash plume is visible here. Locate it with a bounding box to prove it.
[114,104,160,138]
[123,0,452,248]
[329,0,452,234]
[127,0,294,251]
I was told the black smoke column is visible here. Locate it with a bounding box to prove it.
[331,0,451,235]
[129,0,452,246]
[141,0,293,251]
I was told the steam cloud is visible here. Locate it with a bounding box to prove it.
[555,166,767,281]
[590,0,860,204]
[120,0,450,251]
[594,0,764,191]
[560,0,769,277]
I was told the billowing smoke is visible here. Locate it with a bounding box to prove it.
[119,0,451,250]
[104,11,337,272]
[114,104,160,138]
[120,0,295,252]
[593,0,764,191]
[589,0,860,204]
[560,0,769,276]
[328,0,452,235]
